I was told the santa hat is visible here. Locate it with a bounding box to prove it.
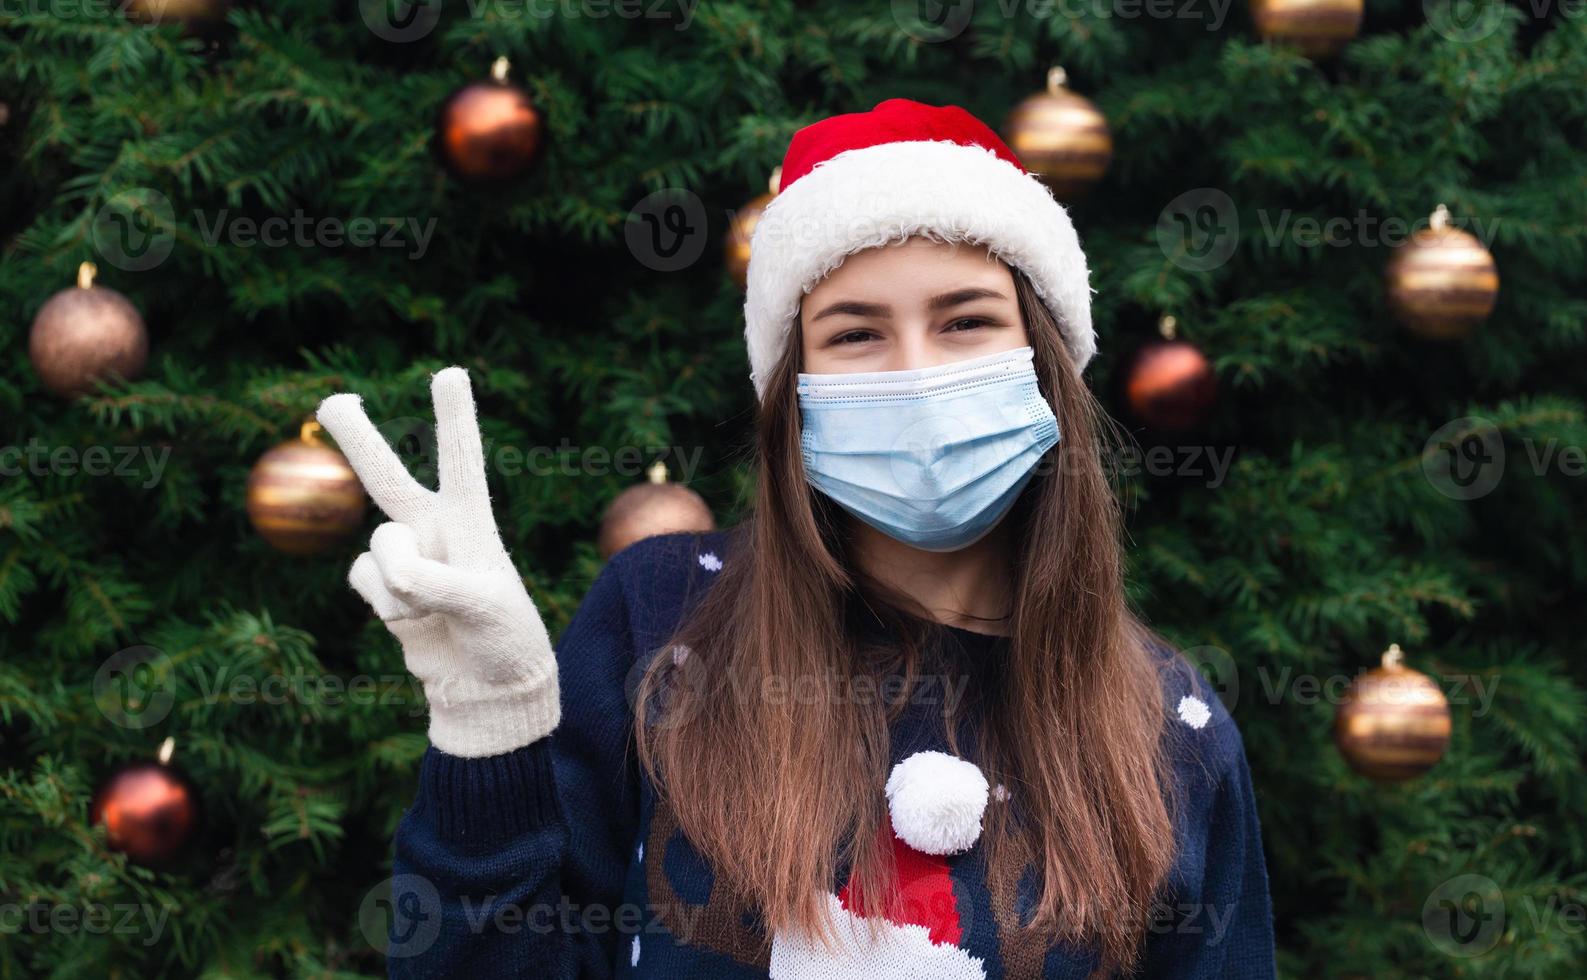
[743,98,1096,400]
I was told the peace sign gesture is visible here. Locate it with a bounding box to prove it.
[317,367,558,758]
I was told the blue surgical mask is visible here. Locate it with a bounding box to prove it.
[797,346,1059,552]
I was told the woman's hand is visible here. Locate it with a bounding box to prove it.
[317,367,558,758]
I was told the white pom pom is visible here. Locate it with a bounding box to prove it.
[885,751,990,855]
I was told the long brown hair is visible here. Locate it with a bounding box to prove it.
[636,262,1178,976]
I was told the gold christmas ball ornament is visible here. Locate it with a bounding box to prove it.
[598,461,716,560]
[437,56,545,184]
[29,263,149,398]
[1001,67,1112,201]
[725,168,780,290]
[1334,644,1452,782]
[1250,0,1363,59]
[1385,204,1500,340]
[246,420,367,555]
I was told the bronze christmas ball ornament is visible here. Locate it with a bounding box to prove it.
[90,738,199,867]
[122,0,230,29]
[598,461,715,559]
[29,263,149,398]
[1001,67,1112,201]
[1250,0,1363,59]
[437,56,545,184]
[246,421,367,555]
[1385,204,1500,340]
[1335,644,1452,782]
[1124,316,1218,432]
[725,168,780,289]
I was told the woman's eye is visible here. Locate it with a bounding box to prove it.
[832,329,878,345]
[946,317,990,332]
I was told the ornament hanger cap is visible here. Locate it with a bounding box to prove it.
[1046,66,1069,94]
[1382,643,1404,668]
[647,460,669,484]
[1159,314,1178,340]
[157,736,175,765]
[77,262,98,289]
[1430,204,1450,231]
[491,56,510,82]
[768,165,782,196]
[300,419,325,444]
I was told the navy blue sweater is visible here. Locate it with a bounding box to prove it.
[387,528,1277,978]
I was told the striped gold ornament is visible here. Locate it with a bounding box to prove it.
[1250,0,1363,59]
[1385,204,1499,340]
[725,168,780,290]
[1001,68,1112,202]
[1334,644,1452,782]
[246,420,366,555]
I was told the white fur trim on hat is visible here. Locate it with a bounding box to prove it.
[884,751,990,856]
[742,139,1095,399]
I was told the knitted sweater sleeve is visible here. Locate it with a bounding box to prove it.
[387,549,640,980]
[1137,709,1278,979]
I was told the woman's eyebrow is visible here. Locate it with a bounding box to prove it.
[928,287,1008,311]
[811,300,891,321]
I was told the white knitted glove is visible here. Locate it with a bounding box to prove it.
[317,367,558,758]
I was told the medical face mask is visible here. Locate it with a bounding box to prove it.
[796,346,1060,552]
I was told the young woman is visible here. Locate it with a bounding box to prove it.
[318,100,1276,979]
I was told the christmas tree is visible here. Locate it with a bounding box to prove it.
[3,2,1585,975]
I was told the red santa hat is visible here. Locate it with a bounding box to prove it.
[743,98,1097,400]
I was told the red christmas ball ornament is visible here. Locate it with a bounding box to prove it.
[90,738,199,866]
[437,56,545,184]
[1124,316,1218,432]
